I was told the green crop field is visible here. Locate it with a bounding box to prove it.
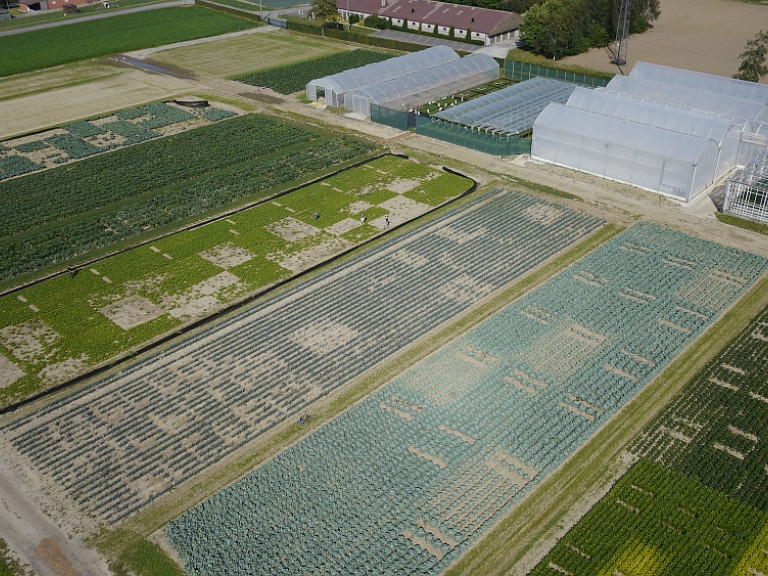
[0,113,375,282]
[0,155,473,406]
[529,295,768,576]
[0,6,258,77]
[236,49,397,94]
[530,458,768,576]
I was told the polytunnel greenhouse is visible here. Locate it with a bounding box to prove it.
[723,151,768,224]
[433,77,576,136]
[628,62,768,105]
[565,87,743,180]
[344,53,499,117]
[306,45,460,110]
[532,105,720,202]
[531,62,768,202]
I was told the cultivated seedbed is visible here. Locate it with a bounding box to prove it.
[162,222,767,576]
[510,256,768,576]
[0,155,466,405]
[0,113,375,281]
[0,101,236,179]
[2,190,603,526]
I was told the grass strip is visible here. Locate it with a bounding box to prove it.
[444,268,768,576]
[716,212,768,235]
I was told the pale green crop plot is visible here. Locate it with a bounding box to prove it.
[148,30,347,79]
[0,156,472,406]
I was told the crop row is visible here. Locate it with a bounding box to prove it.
[0,156,471,403]
[0,114,372,279]
[160,222,766,576]
[0,103,240,182]
[235,49,396,95]
[529,458,768,576]
[2,191,603,525]
[629,304,768,512]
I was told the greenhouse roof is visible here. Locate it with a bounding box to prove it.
[534,104,715,165]
[567,86,741,144]
[434,76,576,135]
[630,62,768,104]
[348,52,498,106]
[308,45,459,97]
[605,74,768,123]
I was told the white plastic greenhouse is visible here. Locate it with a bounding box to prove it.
[344,53,499,117]
[629,62,768,105]
[566,87,743,180]
[306,46,460,109]
[532,104,720,201]
[434,77,576,136]
[531,62,768,202]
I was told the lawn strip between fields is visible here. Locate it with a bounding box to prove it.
[95,219,622,568]
[443,269,768,576]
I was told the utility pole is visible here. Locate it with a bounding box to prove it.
[607,0,630,72]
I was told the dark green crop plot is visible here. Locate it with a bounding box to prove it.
[0,114,376,280]
[235,49,396,94]
[0,6,257,77]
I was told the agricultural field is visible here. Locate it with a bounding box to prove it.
[0,101,236,179]
[146,30,347,80]
[0,6,258,78]
[160,222,767,575]
[0,113,376,282]
[235,49,397,95]
[415,78,513,116]
[530,302,768,576]
[0,155,471,405]
[1,190,604,526]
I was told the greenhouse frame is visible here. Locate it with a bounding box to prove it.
[344,53,499,117]
[723,151,768,224]
[434,77,576,136]
[306,46,459,109]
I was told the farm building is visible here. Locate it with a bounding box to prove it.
[531,62,768,203]
[337,0,521,45]
[307,46,499,117]
[18,0,96,11]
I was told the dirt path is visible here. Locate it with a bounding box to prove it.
[0,438,109,576]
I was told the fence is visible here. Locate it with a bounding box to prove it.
[370,104,531,156]
[504,61,612,88]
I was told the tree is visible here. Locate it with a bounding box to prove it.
[734,30,768,83]
[312,0,340,32]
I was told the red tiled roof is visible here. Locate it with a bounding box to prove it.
[338,0,521,36]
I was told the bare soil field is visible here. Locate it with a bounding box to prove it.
[560,0,768,81]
